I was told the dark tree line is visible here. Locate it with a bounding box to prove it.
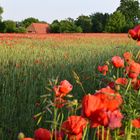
[0,0,140,33]
[50,0,140,33]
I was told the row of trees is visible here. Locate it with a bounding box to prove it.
[0,15,42,33]
[50,13,109,33]
[0,0,140,33]
[50,0,140,33]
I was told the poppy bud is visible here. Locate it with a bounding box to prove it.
[18,132,25,140]
[115,84,120,91]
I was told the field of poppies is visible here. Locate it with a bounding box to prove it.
[0,33,140,140]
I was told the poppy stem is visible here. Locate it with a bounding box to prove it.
[97,126,100,140]
[127,122,132,140]
[101,126,104,140]
[52,107,58,140]
[82,123,89,140]
[117,68,119,79]
[80,83,86,95]
[106,128,110,140]
[136,50,140,60]
[114,129,118,140]
[124,79,132,95]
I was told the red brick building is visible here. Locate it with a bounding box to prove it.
[27,23,50,34]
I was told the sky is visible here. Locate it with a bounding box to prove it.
[0,0,120,24]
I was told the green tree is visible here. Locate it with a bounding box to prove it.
[75,15,92,32]
[0,6,4,32]
[50,20,60,33]
[117,0,140,30]
[0,6,3,21]
[15,27,26,33]
[15,21,26,33]
[50,19,82,33]
[105,11,126,33]
[60,19,82,33]
[3,20,16,33]
[0,21,6,32]
[90,12,109,32]
[21,17,39,28]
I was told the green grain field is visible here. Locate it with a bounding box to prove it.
[0,33,139,140]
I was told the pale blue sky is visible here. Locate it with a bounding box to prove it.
[0,0,120,23]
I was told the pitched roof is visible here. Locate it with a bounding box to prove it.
[27,23,49,34]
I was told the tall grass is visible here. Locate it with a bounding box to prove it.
[0,34,139,140]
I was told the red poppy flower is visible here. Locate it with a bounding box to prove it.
[53,80,73,97]
[129,62,140,73]
[125,66,130,75]
[61,116,88,139]
[132,79,140,90]
[123,52,132,62]
[127,62,140,79]
[68,132,82,140]
[128,25,140,39]
[138,33,140,45]
[108,82,115,89]
[59,80,73,93]
[90,109,123,129]
[128,72,139,80]
[138,30,140,38]
[111,56,124,68]
[54,97,66,108]
[128,29,137,40]
[115,78,128,86]
[128,25,140,45]
[107,110,123,130]
[82,88,122,128]
[133,25,140,32]
[82,94,103,118]
[95,86,123,111]
[34,128,51,140]
[98,65,108,75]
[90,109,109,128]
[132,118,140,128]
